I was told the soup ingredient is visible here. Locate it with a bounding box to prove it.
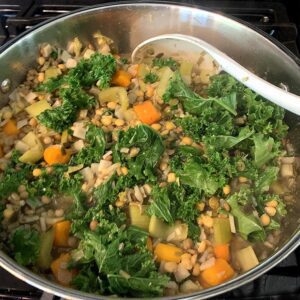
[129,204,150,230]
[3,119,19,135]
[213,218,232,245]
[54,220,71,247]
[25,100,52,117]
[51,253,76,286]
[199,258,235,287]
[10,227,40,266]
[19,132,44,164]
[111,70,132,87]
[153,57,178,70]
[44,145,71,165]
[235,246,259,272]
[37,228,55,269]
[154,243,183,263]
[133,101,161,125]
[144,72,159,84]
[214,244,230,261]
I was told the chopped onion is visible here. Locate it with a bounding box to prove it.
[229,214,236,233]
[72,140,85,152]
[25,92,37,103]
[174,264,190,282]
[81,167,94,183]
[17,119,28,129]
[71,122,87,139]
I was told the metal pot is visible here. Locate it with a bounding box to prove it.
[0,2,299,299]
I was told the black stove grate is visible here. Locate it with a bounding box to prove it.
[0,1,299,299]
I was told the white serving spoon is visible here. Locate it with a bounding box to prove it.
[131,34,300,115]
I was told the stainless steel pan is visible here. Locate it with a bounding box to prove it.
[0,2,299,299]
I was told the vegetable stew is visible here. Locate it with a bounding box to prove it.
[0,33,297,297]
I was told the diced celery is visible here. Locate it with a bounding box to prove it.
[25,99,51,117]
[129,204,150,231]
[179,61,193,85]
[37,228,55,269]
[156,67,174,98]
[236,246,259,272]
[44,67,62,82]
[213,218,232,245]
[148,215,170,239]
[98,87,129,110]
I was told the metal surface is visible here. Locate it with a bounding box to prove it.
[0,2,299,300]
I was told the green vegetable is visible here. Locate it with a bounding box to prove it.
[144,72,159,84]
[213,218,232,245]
[235,246,259,272]
[113,125,164,182]
[10,227,40,266]
[153,57,178,70]
[37,228,55,269]
[146,186,173,224]
[71,125,106,166]
[227,189,265,241]
[148,215,171,239]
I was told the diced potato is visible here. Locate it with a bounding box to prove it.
[213,218,232,245]
[166,223,188,242]
[25,99,51,117]
[98,87,129,111]
[137,64,150,78]
[179,61,193,85]
[19,145,43,164]
[129,204,150,231]
[157,67,174,98]
[22,132,43,149]
[37,228,55,270]
[236,246,259,272]
[15,140,30,154]
[44,67,62,82]
[149,215,171,239]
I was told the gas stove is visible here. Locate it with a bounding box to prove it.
[0,1,299,299]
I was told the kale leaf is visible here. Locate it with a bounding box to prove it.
[10,227,40,266]
[152,57,178,70]
[144,72,159,84]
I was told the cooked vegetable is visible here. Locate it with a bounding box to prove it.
[213,218,232,245]
[133,101,161,125]
[235,246,259,272]
[54,220,71,247]
[214,244,230,261]
[25,99,52,117]
[153,57,178,70]
[44,145,71,165]
[111,70,132,87]
[19,132,44,164]
[129,204,151,231]
[144,72,159,84]
[51,253,76,286]
[199,258,235,287]
[98,87,129,110]
[154,243,183,263]
[37,228,55,269]
[148,215,171,239]
[3,119,19,135]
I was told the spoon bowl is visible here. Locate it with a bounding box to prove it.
[132,34,300,115]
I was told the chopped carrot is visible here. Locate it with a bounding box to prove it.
[146,85,154,98]
[43,145,71,165]
[214,244,230,261]
[3,119,19,135]
[0,145,3,158]
[111,70,132,88]
[53,220,71,247]
[50,253,76,286]
[199,258,235,287]
[154,243,183,263]
[133,100,161,125]
[147,237,153,252]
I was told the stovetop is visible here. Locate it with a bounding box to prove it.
[0,1,299,299]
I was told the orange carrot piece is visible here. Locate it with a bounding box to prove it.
[53,220,71,247]
[50,253,76,286]
[43,145,71,165]
[133,101,161,125]
[147,237,153,252]
[111,70,132,87]
[154,243,183,263]
[214,244,230,261]
[3,119,19,136]
[199,258,235,287]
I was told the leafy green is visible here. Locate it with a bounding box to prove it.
[253,134,281,168]
[146,186,173,224]
[227,189,265,241]
[71,125,106,166]
[152,57,178,70]
[254,166,279,193]
[10,227,40,266]
[163,72,237,116]
[256,194,287,217]
[144,72,159,84]
[113,125,164,182]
